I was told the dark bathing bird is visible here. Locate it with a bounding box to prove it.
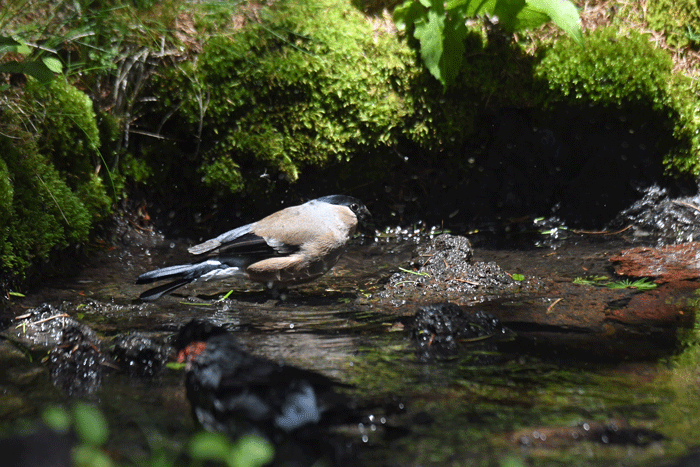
[173,319,354,438]
[136,195,371,301]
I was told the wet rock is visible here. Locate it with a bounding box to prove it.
[411,233,473,268]
[378,234,522,303]
[610,242,700,282]
[412,303,509,359]
[3,304,78,349]
[610,185,700,245]
[111,333,170,377]
[48,324,104,396]
[510,419,665,448]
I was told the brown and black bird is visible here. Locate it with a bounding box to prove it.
[136,195,371,300]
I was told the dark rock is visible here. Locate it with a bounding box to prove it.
[412,302,510,360]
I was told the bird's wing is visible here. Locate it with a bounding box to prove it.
[188,224,253,255]
[189,221,302,259]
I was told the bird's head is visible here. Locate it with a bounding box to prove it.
[316,195,372,225]
[173,319,229,353]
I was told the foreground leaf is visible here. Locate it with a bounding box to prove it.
[526,0,583,45]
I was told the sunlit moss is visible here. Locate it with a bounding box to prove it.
[150,0,417,195]
[645,0,700,49]
[0,79,110,275]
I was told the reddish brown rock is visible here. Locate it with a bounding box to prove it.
[610,242,700,282]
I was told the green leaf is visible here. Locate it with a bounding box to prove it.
[166,361,187,370]
[405,0,581,86]
[413,0,446,84]
[42,56,63,73]
[23,61,58,82]
[393,0,426,32]
[0,36,22,46]
[0,61,24,74]
[399,266,431,277]
[72,403,109,447]
[72,445,114,467]
[0,60,57,83]
[188,431,231,462]
[227,434,275,467]
[444,13,468,82]
[511,273,525,281]
[525,0,583,44]
[42,405,72,434]
[0,36,30,55]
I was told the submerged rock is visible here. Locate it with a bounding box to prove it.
[510,418,665,448]
[111,333,171,377]
[3,304,78,349]
[412,302,510,360]
[49,324,104,396]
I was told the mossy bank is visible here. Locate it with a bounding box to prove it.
[2,0,700,290]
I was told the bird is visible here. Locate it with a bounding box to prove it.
[173,319,354,438]
[135,195,371,301]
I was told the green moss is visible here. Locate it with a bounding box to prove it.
[0,134,91,271]
[646,0,700,49]
[152,0,417,195]
[0,157,13,256]
[0,79,111,276]
[536,28,673,109]
[118,153,153,184]
[24,79,101,189]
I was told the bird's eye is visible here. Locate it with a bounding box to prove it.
[350,203,359,212]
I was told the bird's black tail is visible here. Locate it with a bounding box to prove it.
[138,278,192,301]
[135,262,228,301]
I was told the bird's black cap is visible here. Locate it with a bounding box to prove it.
[315,195,371,223]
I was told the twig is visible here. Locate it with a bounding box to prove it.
[452,277,479,286]
[15,313,70,327]
[546,298,563,315]
[420,254,434,268]
[126,217,154,234]
[458,334,496,343]
[570,225,632,235]
[672,200,700,213]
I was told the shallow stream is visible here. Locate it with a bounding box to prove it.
[2,226,700,467]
